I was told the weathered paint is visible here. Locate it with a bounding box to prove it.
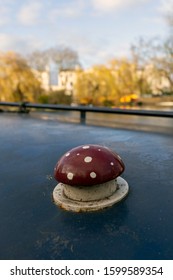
[0,112,173,260]
[53,177,129,212]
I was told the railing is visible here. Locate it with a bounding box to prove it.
[0,101,173,124]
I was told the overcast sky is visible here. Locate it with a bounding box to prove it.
[0,0,172,68]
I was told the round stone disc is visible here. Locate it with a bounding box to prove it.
[53,177,129,212]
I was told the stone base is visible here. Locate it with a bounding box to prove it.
[53,177,129,212]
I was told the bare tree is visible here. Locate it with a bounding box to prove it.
[26,50,49,71]
[26,46,81,71]
[131,35,173,94]
[164,1,173,34]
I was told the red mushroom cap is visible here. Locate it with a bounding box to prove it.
[54,144,125,186]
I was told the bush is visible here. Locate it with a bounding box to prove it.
[38,94,49,104]
[38,90,73,105]
[48,90,72,105]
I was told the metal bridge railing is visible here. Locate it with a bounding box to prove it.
[0,101,173,124]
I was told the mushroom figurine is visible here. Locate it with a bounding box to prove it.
[53,144,129,212]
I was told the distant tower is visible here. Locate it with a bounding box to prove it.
[49,62,59,86]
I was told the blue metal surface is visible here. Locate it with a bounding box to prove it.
[0,112,173,260]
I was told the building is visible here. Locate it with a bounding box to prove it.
[33,67,78,95]
[58,70,77,95]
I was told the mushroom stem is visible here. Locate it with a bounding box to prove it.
[63,179,118,202]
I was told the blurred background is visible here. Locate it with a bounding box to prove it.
[0,0,173,110]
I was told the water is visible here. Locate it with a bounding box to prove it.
[31,106,173,135]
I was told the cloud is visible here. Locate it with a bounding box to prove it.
[79,43,131,68]
[51,29,130,67]
[0,33,43,53]
[91,0,149,13]
[50,7,79,19]
[49,0,86,19]
[18,1,43,25]
[0,1,14,26]
[0,7,10,26]
[159,0,173,14]
[0,34,13,50]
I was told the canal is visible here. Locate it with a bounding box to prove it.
[32,109,173,135]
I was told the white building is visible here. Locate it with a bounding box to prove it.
[33,67,78,94]
[58,70,77,95]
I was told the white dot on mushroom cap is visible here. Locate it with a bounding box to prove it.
[77,153,80,156]
[65,153,70,157]
[84,156,92,163]
[110,162,114,166]
[67,172,74,180]
[98,149,101,151]
[90,172,97,178]
[82,145,90,149]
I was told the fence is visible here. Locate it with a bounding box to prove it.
[0,101,173,125]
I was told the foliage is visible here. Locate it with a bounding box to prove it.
[109,58,143,96]
[1,33,173,107]
[38,90,72,105]
[74,59,147,106]
[37,93,49,104]
[48,90,72,105]
[0,51,43,102]
[74,66,117,106]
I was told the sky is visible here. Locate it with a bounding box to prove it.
[0,0,172,68]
